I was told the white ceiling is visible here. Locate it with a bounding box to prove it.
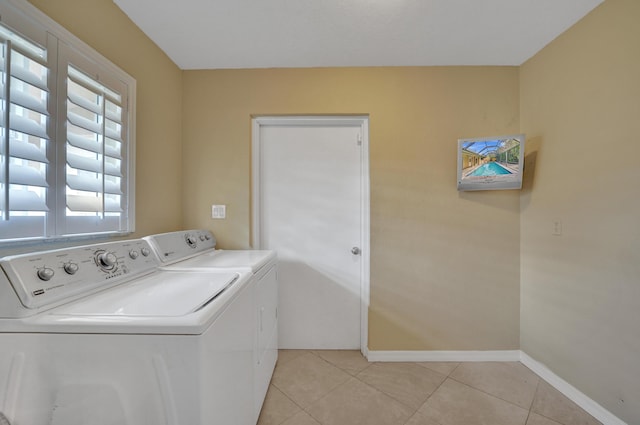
[113,0,604,70]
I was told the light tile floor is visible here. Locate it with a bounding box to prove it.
[258,350,602,425]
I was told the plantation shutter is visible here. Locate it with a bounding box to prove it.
[0,0,135,243]
[0,22,53,240]
[59,44,131,235]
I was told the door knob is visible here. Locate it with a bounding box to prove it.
[351,247,361,255]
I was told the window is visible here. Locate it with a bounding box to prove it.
[0,1,135,243]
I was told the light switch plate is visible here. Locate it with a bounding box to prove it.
[212,204,226,219]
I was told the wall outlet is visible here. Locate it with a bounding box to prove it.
[552,219,562,236]
[212,204,226,219]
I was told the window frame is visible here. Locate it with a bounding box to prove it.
[0,0,136,246]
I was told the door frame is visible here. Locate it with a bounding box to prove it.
[251,116,370,356]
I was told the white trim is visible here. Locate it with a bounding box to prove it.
[251,118,262,249]
[520,352,629,425]
[366,350,522,362]
[358,119,370,358]
[251,116,370,355]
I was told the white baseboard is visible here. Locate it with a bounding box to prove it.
[366,350,521,362]
[365,349,627,425]
[520,352,628,425]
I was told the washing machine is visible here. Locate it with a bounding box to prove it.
[0,238,255,425]
[144,230,277,422]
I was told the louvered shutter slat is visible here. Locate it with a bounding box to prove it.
[104,198,122,212]
[66,194,98,212]
[67,111,102,134]
[2,84,48,115]
[9,55,47,91]
[67,153,101,173]
[66,195,122,213]
[67,174,122,194]
[67,132,100,154]
[105,180,121,194]
[105,127,121,141]
[105,143,121,159]
[8,163,48,187]
[106,109,121,123]
[104,162,122,177]
[9,138,48,163]
[68,91,101,115]
[8,189,48,211]
[8,114,48,139]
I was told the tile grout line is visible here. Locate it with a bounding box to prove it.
[447,361,462,377]
[275,350,366,424]
[523,377,542,425]
[445,376,532,420]
[266,382,309,425]
[418,365,451,406]
[361,361,453,410]
[300,376,354,425]
[352,369,423,416]
[312,350,372,377]
[394,360,461,416]
[535,411,574,425]
[313,353,445,420]
[443,364,541,413]
[404,367,451,425]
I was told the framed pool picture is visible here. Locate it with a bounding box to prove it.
[457,134,525,191]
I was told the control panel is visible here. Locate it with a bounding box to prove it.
[0,239,159,311]
[144,229,216,264]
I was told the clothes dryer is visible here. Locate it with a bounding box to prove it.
[144,229,278,422]
[0,239,254,425]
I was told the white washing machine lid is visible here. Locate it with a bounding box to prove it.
[165,249,276,273]
[11,269,254,334]
[53,270,240,317]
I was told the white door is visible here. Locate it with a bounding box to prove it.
[252,117,369,350]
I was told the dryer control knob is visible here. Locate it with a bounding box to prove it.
[199,235,206,241]
[63,263,79,275]
[141,247,150,257]
[129,250,139,259]
[37,267,55,281]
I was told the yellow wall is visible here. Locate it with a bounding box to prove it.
[520,0,640,423]
[183,67,521,350]
[27,0,184,238]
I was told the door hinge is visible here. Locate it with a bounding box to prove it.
[357,134,362,146]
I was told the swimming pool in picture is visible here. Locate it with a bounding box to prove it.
[468,162,512,177]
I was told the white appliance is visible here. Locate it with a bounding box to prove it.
[144,230,277,422]
[0,239,255,425]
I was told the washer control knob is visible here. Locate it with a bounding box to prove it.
[186,235,197,248]
[129,250,139,259]
[97,252,117,268]
[199,235,206,241]
[205,234,211,240]
[63,263,79,275]
[37,267,55,281]
[141,247,150,257]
